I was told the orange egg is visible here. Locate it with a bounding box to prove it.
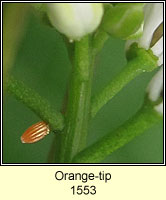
[21,121,50,144]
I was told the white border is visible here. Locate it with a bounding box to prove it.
[1,1,165,166]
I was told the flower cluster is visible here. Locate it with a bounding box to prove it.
[20,3,163,145]
[126,3,163,66]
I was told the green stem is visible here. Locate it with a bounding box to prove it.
[59,36,92,163]
[92,29,109,56]
[73,100,162,163]
[91,47,158,118]
[6,77,64,131]
[54,31,107,163]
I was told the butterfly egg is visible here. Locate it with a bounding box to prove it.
[21,121,50,144]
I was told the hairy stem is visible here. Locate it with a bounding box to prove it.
[59,36,93,163]
[73,100,162,163]
[91,46,158,118]
[7,77,64,131]
[92,29,109,56]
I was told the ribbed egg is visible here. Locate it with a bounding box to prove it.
[21,121,50,143]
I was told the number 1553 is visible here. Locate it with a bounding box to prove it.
[71,185,96,195]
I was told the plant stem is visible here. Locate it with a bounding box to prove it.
[91,47,158,118]
[73,100,162,163]
[59,36,92,163]
[92,29,109,56]
[6,77,64,131]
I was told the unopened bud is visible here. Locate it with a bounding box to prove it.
[46,3,103,41]
[101,3,144,39]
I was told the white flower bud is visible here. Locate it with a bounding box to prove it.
[126,3,163,66]
[147,67,163,115]
[46,3,103,41]
[154,101,163,115]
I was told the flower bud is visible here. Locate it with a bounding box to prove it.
[101,3,144,39]
[46,3,103,41]
[126,3,163,66]
[147,67,163,115]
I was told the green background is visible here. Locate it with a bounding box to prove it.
[3,10,163,164]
